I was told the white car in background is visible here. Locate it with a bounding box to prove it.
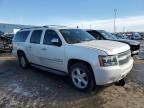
[12,26,133,92]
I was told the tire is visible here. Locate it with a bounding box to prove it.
[115,79,125,86]
[69,62,95,92]
[18,53,29,69]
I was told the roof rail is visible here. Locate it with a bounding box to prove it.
[20,25,67,30]
[20,26,41,30]
[43,25,67,28]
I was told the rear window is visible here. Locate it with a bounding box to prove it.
[14,31,30,42]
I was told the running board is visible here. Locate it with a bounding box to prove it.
[31,64,67,76]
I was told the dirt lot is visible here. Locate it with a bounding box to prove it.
[0,42,144,108]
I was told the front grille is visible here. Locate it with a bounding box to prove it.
[118,50,131,58]
[118,50,131,65]
[119,56,131,65]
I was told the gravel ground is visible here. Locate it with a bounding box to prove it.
[0,43,144,108]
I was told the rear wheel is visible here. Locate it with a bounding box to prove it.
[18,53,29,69]
[69,62,95,92]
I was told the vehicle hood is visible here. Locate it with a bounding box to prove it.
[73,40,130,55]
[112,39,140,45]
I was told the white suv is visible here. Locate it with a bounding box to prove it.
[12,26,133,92]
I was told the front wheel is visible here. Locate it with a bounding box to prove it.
[115,79,125,86]
[69,62,95,92]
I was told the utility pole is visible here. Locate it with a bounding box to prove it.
[114,9,117,33]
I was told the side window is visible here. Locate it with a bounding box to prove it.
[14,31,30,42]
[43,30,62,46]
[30,30,42,44]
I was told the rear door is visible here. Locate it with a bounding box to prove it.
[27,30,43,65]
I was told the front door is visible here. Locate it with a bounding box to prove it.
[40,30,65,72]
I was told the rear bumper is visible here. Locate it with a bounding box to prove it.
[92,58,133,85]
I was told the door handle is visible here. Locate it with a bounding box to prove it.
[41,48,47,51]
[29,46,32,48]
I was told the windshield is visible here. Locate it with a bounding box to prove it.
[60,29,95,44]
[99,30,117,40]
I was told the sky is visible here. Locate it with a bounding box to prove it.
[0,0,144,32]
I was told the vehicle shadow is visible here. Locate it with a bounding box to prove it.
[29,66,109,102]
[0,55,109,105]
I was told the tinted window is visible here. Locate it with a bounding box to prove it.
[60,29,95,44]
[99,30,117,40]
[30,30,42,44]
[14,31,30,42]
[43,30,61,45]
[87,31,103,40]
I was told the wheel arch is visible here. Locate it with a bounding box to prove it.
[67,59,95,79]
[67,59,93,71]
[68,58,96,89]
[17,50,25,57]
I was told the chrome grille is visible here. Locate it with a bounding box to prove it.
[118,50,131,65]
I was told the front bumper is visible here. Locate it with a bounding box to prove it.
[131,50,139,55]
[131,45,140,55]
[92,58,133,85]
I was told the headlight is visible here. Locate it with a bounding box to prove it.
[99,55,118,66]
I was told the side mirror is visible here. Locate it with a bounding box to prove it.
[51,38,62,46]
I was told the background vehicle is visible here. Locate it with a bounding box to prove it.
[2,33,14,41]
[12,27,133,92]
[0,33,13,52]
[131,33,142,40]
[139,32,144,39]
[113,33,128,39]
[86,30,140,55]
[125,32,143,40]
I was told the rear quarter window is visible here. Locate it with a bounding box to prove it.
[14,31,30,42]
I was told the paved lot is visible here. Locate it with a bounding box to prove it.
[0,42,144,108]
